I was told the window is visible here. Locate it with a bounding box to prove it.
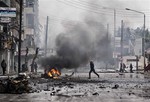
[26,14,34,28]
[26,0,34,7]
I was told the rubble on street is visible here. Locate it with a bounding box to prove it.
[1,71,150,101]
[0,73,31,94]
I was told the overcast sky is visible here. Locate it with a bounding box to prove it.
[39,0,150,47]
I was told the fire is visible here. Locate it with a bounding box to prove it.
[47,68,61,78]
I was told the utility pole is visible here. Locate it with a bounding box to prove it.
[107,24,109,40]
[113,9,116,56]
[143,14,146,71]
[136,55,138,71]
[105,24,109,70]
[120,20,124,72]
[102,7,117,68]
[114,9,117,68]
[18,0,23,74]
[45,16,49,57]
[125,8,146,71]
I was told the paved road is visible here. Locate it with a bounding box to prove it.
[0,72,150,102]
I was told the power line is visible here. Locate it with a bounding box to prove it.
[40,15,149,30]
[55,0,114,15]
[40,13,150,25]
[56,0,150,17]
[78,0,150,13]
[40,15,84,27]
[41,17,150,35]
[65,0,113,13]
[70,0,150,15]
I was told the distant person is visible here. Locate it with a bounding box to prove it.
[89,61,99,79]
[14,62,16,72]
[119,63,126,72]
[130,63,133,73]
[30,62,34,72]
[119,63,123,72]
[123,63,126,72]
[22,63,28,72]
[1,59,7,75]
[34,62,38,73]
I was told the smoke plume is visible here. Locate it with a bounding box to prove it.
[39,0,113,69]
[40,19,112,69]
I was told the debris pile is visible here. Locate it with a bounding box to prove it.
[0,73,31,94]
[112,84,119,89]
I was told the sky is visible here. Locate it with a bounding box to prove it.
[39,0,150,47]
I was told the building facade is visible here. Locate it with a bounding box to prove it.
[0,0,40,74]
[21,0,40,71]
[0,0,19,74]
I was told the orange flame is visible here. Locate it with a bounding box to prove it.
[47,68,61,78]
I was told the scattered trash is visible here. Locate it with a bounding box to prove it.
[99,85,106,89]
[92,92,99,95]
[50,91,56,96]
[112,84,119,89]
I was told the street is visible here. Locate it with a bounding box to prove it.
[0,72,150,102]
[0,0,150,102]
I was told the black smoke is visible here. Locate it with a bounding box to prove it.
[39,0,114,69]
[40,19,113,69]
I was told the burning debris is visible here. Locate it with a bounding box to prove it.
[41,67,61,79]
[47,68,61,78]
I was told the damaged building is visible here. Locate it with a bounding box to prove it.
[0,0,40,74]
